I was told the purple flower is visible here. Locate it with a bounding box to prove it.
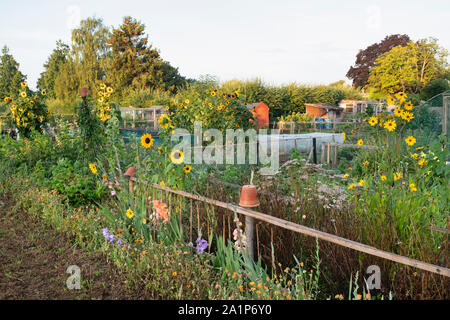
[101,228,116,243]
[195,237,208,253]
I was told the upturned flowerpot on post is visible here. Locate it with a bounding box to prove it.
[239,185,260,260]
[124,167,136,194]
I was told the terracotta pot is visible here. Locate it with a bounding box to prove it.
[239,185,260,208]
[124,167,136,178]
[80,87,88,98]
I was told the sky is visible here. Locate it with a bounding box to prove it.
[0,0,449,90]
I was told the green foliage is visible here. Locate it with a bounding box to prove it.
[368,38,449,94]
[0,46,26,100]
[4,84,49,138]
[106,16,167,97]
[37,41,70,98]
[420,78,449,101]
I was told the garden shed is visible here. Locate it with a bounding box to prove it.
[120,106,169,130]
[247,102,269,128]
[305,103,343,121]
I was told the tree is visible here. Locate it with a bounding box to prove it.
[71,17,110,90]
[0,46,26,99]
[346,34,410,88]
[368,38,449,94]
[368,42,419,94]
[52,17,110,101]
[106,16,164,96]
[415,37,448,85]
[37,40,70,98]
[159,60,187,92]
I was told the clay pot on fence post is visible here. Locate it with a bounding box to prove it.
[124,167,136,194]
[239,185,260,260]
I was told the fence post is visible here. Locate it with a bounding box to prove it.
[245,216,255,260]
[321,142,326,163]
[443,93,449,143]
[312,138,317,164]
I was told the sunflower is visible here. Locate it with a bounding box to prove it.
[368,117,378,126]
[21,81,27,87]
[98,97,104,103]
[357,139,363,146]
[3,97,11,102]
[100,83,106,90]
[387,96,395,105]
[183,165,192,173]
[409,183,417,192]
[380,175,387,181]
[170,150,184,164]
[395,92,407,100]
[384,120,396,132]
[393,108,403,118]
[405,136,416,146]
[89,163,98,174]
[158,147,163,154]
[158,115,170,129]
[41,90,46,96]
[358,179,365,186]
[404,101,413,110]
[402,111,414,122]
[393,172,402,181]
[418,159,428,166]
[363,160,369,166]
[126,208,134,219]
[106,87,113,93]
[20,91,27,98]
[140,133,154,149]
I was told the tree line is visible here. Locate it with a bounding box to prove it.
[1,23,448,119]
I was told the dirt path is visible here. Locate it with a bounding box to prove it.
[0,194,148,300]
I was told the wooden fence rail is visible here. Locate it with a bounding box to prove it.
[139,179,450,278]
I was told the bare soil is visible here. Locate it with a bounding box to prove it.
[0,194,150,300]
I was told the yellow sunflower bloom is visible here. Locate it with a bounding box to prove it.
[394,172,402,181]
[393,108,403,118]
[384,120,396,132]
[404,101,413,110]
[358,179,365,186]
[20,91,27,98]
[89,163,98,174]
[170,150,184,164]
[106,87,113,93]
[404,136,416,146]
[140,133,154,149]
[380,175,387,181]
[357,139,363,146]
[126,208,134,219]
[409,183,417,192]
[418,159,428,166]
[368,117,378,126]
[100,83,106,90]
[41,90,46,96]
[21,81,27,87]
[386,96,395,105]
[401,111,414,122]
[183,165,192,173]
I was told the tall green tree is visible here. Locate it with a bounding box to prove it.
[106,16,164,96]
[368,38,449,94]
[0,46,26,99]
[71,17,110,90]
[346,34,411,88]
[37,40,70,98]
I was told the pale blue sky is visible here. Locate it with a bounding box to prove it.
[0,0,448,89]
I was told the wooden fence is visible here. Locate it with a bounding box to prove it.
[130,176,450,278]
